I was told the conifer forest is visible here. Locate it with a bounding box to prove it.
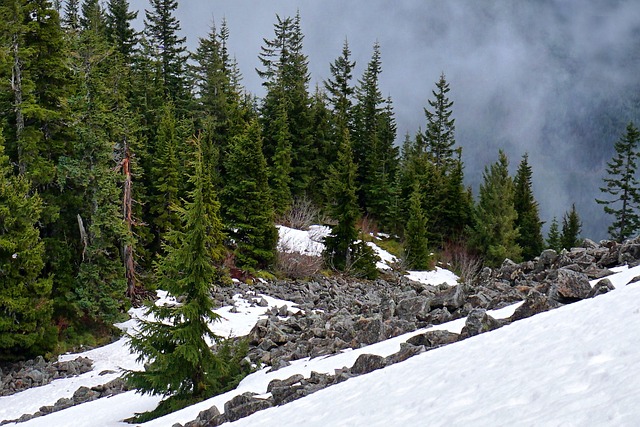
[1,0,639,378]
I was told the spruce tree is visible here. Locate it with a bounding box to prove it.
[257,12,314,198]
[405,185,430,270]
[560,204,582,250]
[514,153,544,259]
[63,0,81,29]
[149,102,182,252]
[269,95,293,215]
[547,216,562,252]
[144,0,188,106]
[596,122,640,242]
[105,0,138,60]
[222,119,277,270]
[425,72,456,169]
[470,150,521,267]
[0,134,54,361]
[126,137,239,414]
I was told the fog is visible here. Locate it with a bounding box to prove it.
[129,0,640,240]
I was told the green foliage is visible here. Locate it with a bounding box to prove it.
[0,135,54,361]
[596,122,640,242]
[404,186,430,269]
[222,120,277,269]
[546,217,562,252]
[469,150,522,267]
[425,73,456,169]
[126,137,240,409]
[561,204,583,249]
[514,153,544,259]
[105,0,138,59]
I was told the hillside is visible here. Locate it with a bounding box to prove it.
[1,228,640,426]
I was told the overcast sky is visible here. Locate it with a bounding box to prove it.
[128,0,640,240]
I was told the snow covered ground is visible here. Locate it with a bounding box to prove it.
[2,226,640,426]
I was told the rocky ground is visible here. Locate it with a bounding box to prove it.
[3,236,640,426]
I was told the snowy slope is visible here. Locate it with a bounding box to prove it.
[225,278,640,427]
[2,228,639,426]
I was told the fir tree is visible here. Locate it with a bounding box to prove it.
[596,122,640,242]
[269,94,293,215]
[324,39,355,129]
[105,0,138,59]
[514,153,544,260]
[424,72,456,169]
[0,134,54,361]
[63,0,81,30]
[560,204,582,250]
[126,137,242,415]
[323,128,379,278]
[149,102,182,252]
[144,0,188,105]
[547,216,562,252]
[222,119,277,270]
[405,185,430,269]
[470,150,521,267]
[257,12,314,199]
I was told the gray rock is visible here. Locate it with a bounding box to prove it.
[350,353,386,375]
[460,309,504,338]
[549,268,592,302]
[406,330,460,349]
[223,393,273,423]
[588,278,615,298]
[510,289,561,321]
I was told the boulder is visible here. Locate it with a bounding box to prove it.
[460,309,504,338]
[588,278,615,298]
[549,268,592,302]
[223,393,273,423]
[350,353,386,375]
[510,289,561,321]
[406,330,460,349]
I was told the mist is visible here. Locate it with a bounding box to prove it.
[129,0,640,240]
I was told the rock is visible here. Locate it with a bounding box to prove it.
[588,278,615,298]
[430,285,465,311]
[385,343,426,365]
[538,249,558,266]
[354,317,385,345]
[72,386,99,403]
[395,296,429,320]
[406,330,460,349]
[510,289,561,321]
[196,405,221,424]
[460,309,504,338]
[350,353,386,375]
[223,392,273,423]
[549,269,592,302]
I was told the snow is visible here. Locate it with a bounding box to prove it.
[3,237,640,426]
[405,267,460,287]
[276,225,329,256]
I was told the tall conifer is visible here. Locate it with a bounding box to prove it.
[514,153,544,259]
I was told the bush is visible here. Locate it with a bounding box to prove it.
[440,239,482,285]
[276,251,323,279]
[278,196,321,230]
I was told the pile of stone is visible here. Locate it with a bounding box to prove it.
[0,356,93,397]
[1,376,128,425]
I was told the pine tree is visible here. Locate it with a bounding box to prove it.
[324,39,355,129]
[596,122,640,242]
[405,185,430,270]
[269,94,293,215]
[79,0,105,32]
[63,0,81,29]
[560,204,582,250]
[547,216,562,252]
[149,103,182,251]
[126,137,241,414]
[105,0,138,59]
[470,150,521,267]
[258,12,314,199]
[514,153,544,259]
[222,119,277,270]
[144,0,188,106]
[0,133,54,361]
[424,72,456,169]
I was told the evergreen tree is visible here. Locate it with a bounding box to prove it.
[324,39,355,129]
[424,72,456,169]
[269,95,292,215]
[596,122,640,242]
[63,0,80,29]
[105,0,138,59]
[404,185,430,270]
[323,128,378,278]
[144,0,188,106]
[470,150,521,267]
[79,0,105,32]
[222,119,277,270]
[0,134,54,361]
[126,137,240,413]
[149,102,182,252]
[560,204,582,250]
[257,12,314,199]
[547,216,562,252]
[514,153,544,259]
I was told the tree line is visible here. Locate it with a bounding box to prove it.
[0,0,636,364]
